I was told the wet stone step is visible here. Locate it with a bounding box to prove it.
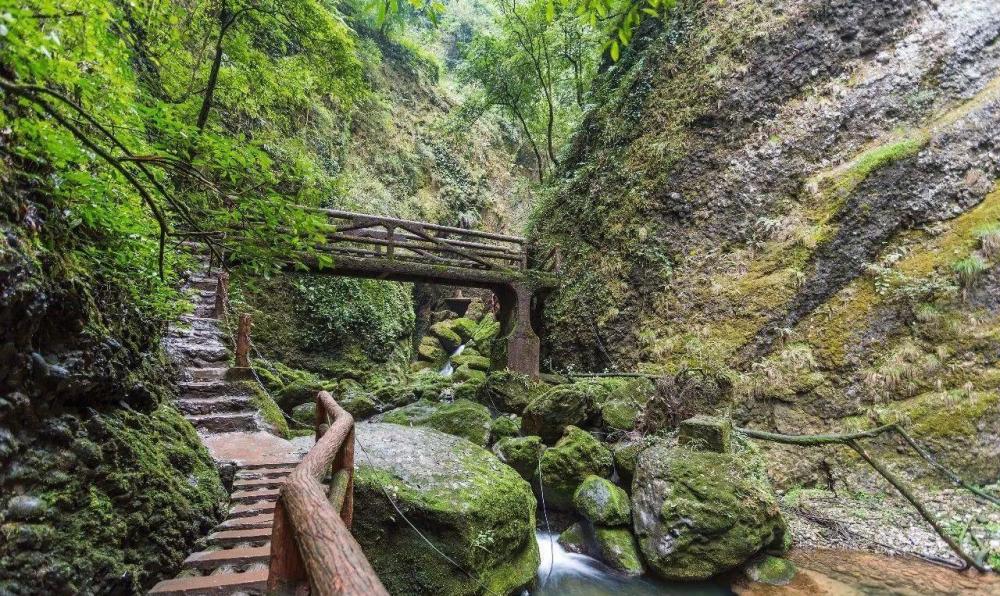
[235,467,293,480]
[186,412,258,433]
[179,381,249,398]
[207,528,272,547]
[177,396,255,416]
[228,501,277,518]
[232,476,286,490]
[183,367,227,382]
[181,546,271,571]
[218,513,274,531]
[230,487,280,503]
[148,568,268,595]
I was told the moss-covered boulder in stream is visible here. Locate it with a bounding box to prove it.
[523,381,608,443]
[477,371,549,415]
[378,399,492,446]
[538,426,613,510]
[429,320,463,352]
[632,434,787,581]
[594,527,645,576]
[353,423,539,596]
[492,436,545,482]
[573,476,631,526]
[490,414,521,444]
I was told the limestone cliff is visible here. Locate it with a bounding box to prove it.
[532,0,1000,486]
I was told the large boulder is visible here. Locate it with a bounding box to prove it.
[377,399,492,447]
[492,436,545,482]
[522,382,605,443]
[477,371,548,415]
[573,476,630,526]
[429,321,463,352]
[593,527,644,576]
[353,424,539,596]
[538,426,613,510]
[596,377,656,432]
[632,430,787,581]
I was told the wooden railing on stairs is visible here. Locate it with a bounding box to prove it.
[267,390,388,595]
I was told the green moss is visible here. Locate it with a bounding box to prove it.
[453,364,487,384]
[953,255,988,288]
[492,436,545,482]
[593,527,645,575]
[380,399,492,446]
[8,404,226,593]
[745,555,797,585]
[429,320,463,352]
[539,426,613,510]
[573,476,631,526]
[490,415,521,444]
[557,522,589,553]
[477,371,549,415]
[451,352,491,371]
[811,134,929,206]
[522,382,606,443]
[242,381,289,438]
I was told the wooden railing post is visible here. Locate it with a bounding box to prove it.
[267,499,307,592]
[213,270,229,319]
[235,313,251,368]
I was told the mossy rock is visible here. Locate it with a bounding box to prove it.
[557,522,588,554]
[611,441,643,489]
[373,370,452,409]
[411,360,436,373]
[538,426,613,510]
[353,424,539,596]
[451,352,491,371]
[378,399,492,447]
[492,436,545,482]
[632,435,788,581]
[523,382,604,444]
[477,371,549,415]
[291,401,316,426]
[600,400,642,431]
[470,315,500,347]
[417,335,447,363]
[490,415,522,444]
[429,321,463,352]
[593,527,644,576]
[744,554,797,586]
[453,364,487,384]
[450,318,479,342]
[573,476,630,526]
[275,377,334,411]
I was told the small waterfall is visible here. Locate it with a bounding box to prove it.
[440,344,466,377]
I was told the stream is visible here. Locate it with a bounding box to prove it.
[440,344,467,377]
[529,532,732,596]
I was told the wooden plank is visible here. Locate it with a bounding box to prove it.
[307,206,525,243]
[149,568,268,595]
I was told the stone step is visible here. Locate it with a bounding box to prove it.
[148,568,268,595]
[218,513,274,531]
[177,396,255,416]
[179,380,248,398]
[193,304,217,318]
[232,476,287,490]
[182,546,271,571]
[238,461,299,471]
[228,501,277,518]
[235,467,294,480]
[230,487,280,504]
[169,342,230,365]
[167,323,223,341]
[186,412,258,433]
[207,528,272,547]
[184,367,228,382]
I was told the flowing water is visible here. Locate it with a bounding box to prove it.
[440,344,466,377]
[529,532,733,596]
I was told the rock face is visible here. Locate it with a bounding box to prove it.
[353,423,539,596]
[377,399,492,446]
[532,0,1000,487]
[538,426,613,509]
[632,436,787,581]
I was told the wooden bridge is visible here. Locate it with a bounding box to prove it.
[230,208,560,377]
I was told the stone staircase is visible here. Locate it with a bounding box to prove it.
[150,266,307,595]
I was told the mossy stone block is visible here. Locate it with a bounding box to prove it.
[557,522,588,554]
[493,436,545,482]
[538,426,613,510]
[745,555,797,586]
[678,415,732,453]
[490,415,522,444]
[594,527,645,576]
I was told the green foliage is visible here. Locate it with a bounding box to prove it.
[293,277,415,361]
[974,222,1000,260]
[952,255,988,288]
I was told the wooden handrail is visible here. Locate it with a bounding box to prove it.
[268,391,388,595]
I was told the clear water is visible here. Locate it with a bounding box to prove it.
[529,532,733,596]
[440,343,466,377]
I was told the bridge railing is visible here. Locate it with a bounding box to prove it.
[267,390,388,595]
[309,207,527,271]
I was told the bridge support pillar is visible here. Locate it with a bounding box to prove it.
[499,283,540,378]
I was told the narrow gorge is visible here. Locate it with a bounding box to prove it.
[1,1,998,595]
